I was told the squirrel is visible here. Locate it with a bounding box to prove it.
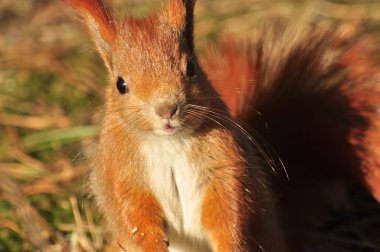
[65,0,286,251]
[65,0,380,251]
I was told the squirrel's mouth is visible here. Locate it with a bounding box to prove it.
[163,124,177,133]
[154,123,181,136]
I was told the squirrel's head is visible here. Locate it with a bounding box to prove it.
[66,0,217,136]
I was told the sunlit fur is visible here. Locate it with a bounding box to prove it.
[66,0,286,251]
[203,23,380,250]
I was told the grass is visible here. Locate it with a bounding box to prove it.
[0,0,379,251]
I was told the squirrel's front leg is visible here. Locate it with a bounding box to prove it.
[201,180,246,252]
[109,188,169,252]
[201,172,285,252]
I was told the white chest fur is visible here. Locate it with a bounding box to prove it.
[140,136,211,251]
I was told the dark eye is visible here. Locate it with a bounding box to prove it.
[186,59,196,78]
[116,77,128,94]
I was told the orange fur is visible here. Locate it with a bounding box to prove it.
[66,0,286,251]
[64,0,116,43]
[202,24,380,249]
[203,25,380,201]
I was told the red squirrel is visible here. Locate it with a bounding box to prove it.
[65,0,380,251]
[65,0,286,251]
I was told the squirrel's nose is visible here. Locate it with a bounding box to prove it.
[155,103,178,119]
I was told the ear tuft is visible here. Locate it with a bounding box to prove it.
[166,0,187,30]
[64,0,117,70]
[165,0,196,52]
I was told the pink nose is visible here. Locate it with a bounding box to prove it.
[155,103,178,119]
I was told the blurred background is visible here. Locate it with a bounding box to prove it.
[0,0,380,251]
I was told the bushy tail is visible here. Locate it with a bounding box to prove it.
[202,23,380,202]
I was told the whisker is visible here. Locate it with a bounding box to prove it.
[186,104,288,178]
[186,109,227,131]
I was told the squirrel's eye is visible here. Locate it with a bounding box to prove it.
[116,77,128,94]
[186,59,196,78]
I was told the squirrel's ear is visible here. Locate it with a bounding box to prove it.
[164,0,196,52]
[65,0,117,71]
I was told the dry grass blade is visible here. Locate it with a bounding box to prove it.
[0,219,23,237]
[84,203,103,250]
[0,113,71,130]
[0,170,68,252]
[70,196,95,252]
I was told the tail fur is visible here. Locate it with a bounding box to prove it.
[203,23,380,201]
[202,23,380,249]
